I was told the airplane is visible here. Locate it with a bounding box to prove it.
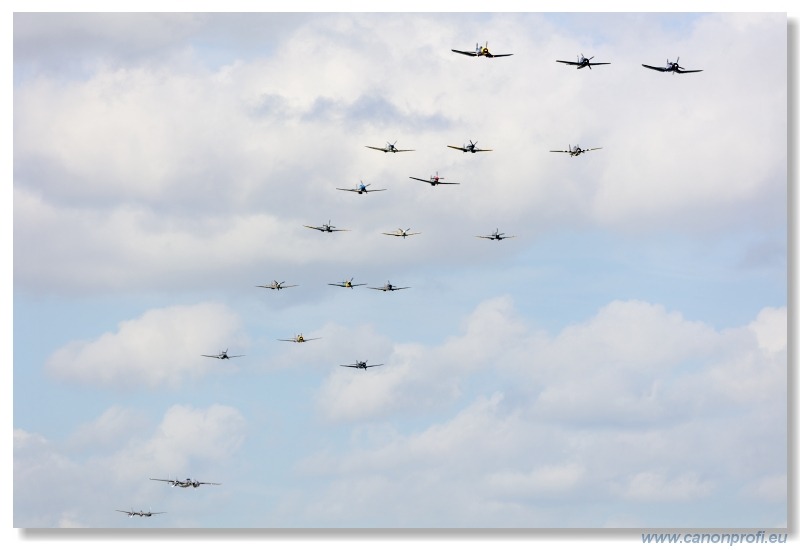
[642,57,703,74]
[382,228,420,238]
[369,281,410,292]
[201,349,245,360]
[116,508,166,518]
[256,280,298,290]
[340,360,385,370]
[278,333,321,343]
[452,41,513,58]
[365,141,414,153]
[476,228,516,241]
[409,171,460,186]
[447,140,492,153]
[337,181,386,194]
[329,277,366,288]
[556,53,610,69]
[150,477,221,488]
[550,144,602,157]
[304,220,350,233]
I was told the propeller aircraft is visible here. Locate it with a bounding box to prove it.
[556,53,610,69]
[341,360,385,370]
[278,333,321,343]
[116,508,166,518]
[329,278,366,288]
[452,41,513,58]
[337,181,386,194]
[550,144,602,157]
[150,477,221,488]
[642,57,702,74]
[365,141,414,153]
[382,228,420,238]
[476,228,516,241]
[201,349,244,360]
[447,140,492,153]
[304,220,350,233]
[409,171,460,186]
[256,280,298,290]
[369,281,410,292]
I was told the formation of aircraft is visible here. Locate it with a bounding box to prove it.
[328,277,366,288]
[476,228,516,241]
[365,141,414,153]
[382,228,420,238]
[556,54,610,69]
[409,171,460,186]
[150,477,221,488]
[256,280,297,290]
[304,220,350,232]
[116,508,165,517]
[447,140,492,153]
[337,181,386,194]
[340,360,385,370]
[642,57,703,74]
[201,349,244,360]
[369,281,410,292]
[452,41,513,58]
[278,333,321,343]
[550,144,602,157]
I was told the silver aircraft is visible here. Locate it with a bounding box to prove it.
[150,477,221,488]
[340,360,385,370]
[550,144,602,157]
[365,141,414,153]
[201,349,245,360]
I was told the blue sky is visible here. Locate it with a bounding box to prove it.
[9,5,791,539]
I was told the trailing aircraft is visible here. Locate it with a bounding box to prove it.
[201,349,244,360]
[116,508,165,518]
[337,181,386,194]
[476,228,516,241]
[409,171,459,186]
[278,333,321,343]
[329,278,366,288]
[382,228,420,238]
[447,140,492,153]
[369,281,410,292]
[150,477,221,488]
[365,141,414,153]
[304,220,350,232]
[642,57,702,74]
[452,41,513,58]
[256,280,298,290]
[550,144,602,157]
[340,360,385,370]
[556,53,610,69]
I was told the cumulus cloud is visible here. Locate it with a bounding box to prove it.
[45,302,245,388]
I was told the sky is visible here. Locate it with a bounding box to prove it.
[9,3,793,541]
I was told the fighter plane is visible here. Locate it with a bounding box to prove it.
[150,477,221,488]
[340,360,385,370]
[369,281,410,292]
[642,57,703,74]
[409,171,460,186]
[447,140,492,153]
[382,228,420,238]
[256,280,298,290]
[116,508,166,518]
[556,53,610,69]
[476,228,516,241]
[329,277,366,288]
[337,181,386,194]
[201,349,245,360]
[278,333,321,343]
[452,41,513,58]
[304,220,350,232]
[365,141,414,153]
[550,144,602,157]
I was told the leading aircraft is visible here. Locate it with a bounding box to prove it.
[369,281,410,292]
[201,349,244,360]
[409,171,459,186]
[447,140,492,153]
[304,220,350,233]
[642,57,703,74]
[256,280,298,290]
[452,41,513,58]
[365,141,414,153]
[556,53,610,69]
[329,277,366,288]
[550,144,602,157]
[116,508,166,518]
[150,477,221,488]
[337,181,386,194]
[476,228,516,241]
[382,228,420,238]
[278,333,321,343]
[340,360,385,370]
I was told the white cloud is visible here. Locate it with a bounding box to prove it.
[45,302,245,388]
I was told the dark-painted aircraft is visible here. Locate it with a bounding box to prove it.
[278,333,321,343]
[365,141,414,153]
[556,53,610,69]
[382,228,421,238]
[150,477,221,488]
[341,360,385,370]
[550,144,602,157]
[201,349,245,360]
[116,508,166,518]
[337,181,386,194]
[304,220,350,233]
[642,57,702,74]
[329,278,366,288]
[476,228,516,241]
[256,280,298,290]
[369,281,410,292]
[447,140,492,153]
[452,41,513,58]
[409,171,460,186]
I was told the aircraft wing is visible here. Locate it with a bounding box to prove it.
[556,60,582,65]
[340,364,362,368]
[366,188,387,192]
[197,482,221,485]
[549,150,572,153]
[675,68,703,73]
[451,49,478,56]
[472,148,492,152]
[227,355,245,358]
[642,64,669,72]
[588,62,610,66]
[584,147,602,152]
[150,478,176,483]
[336,188,360,192]
[391,149,414,152]
[303,225,324,231]
[447,145,468,152]
[487,53,513,58]
[201,355,221,358]
[365,145,388,151]
[328,228,350,232]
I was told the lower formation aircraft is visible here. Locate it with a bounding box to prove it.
[329,278,366,288]
[201,349,244,359]
[340,360,385,370]
[116,508,166,517]
[642,57,702,74]
[550,144,602,157]
[365,140,414,153]
[476,229,516,241]
[447,140,491,153]
[382,228,420,238]
[451,41,513,58]
[369,281,410,292]
[150,477,221,488]
[256,280,297,290]
[409,171,459,186]
[304,220,350,232]
[278,334,321,343]
[336,181,386,194]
